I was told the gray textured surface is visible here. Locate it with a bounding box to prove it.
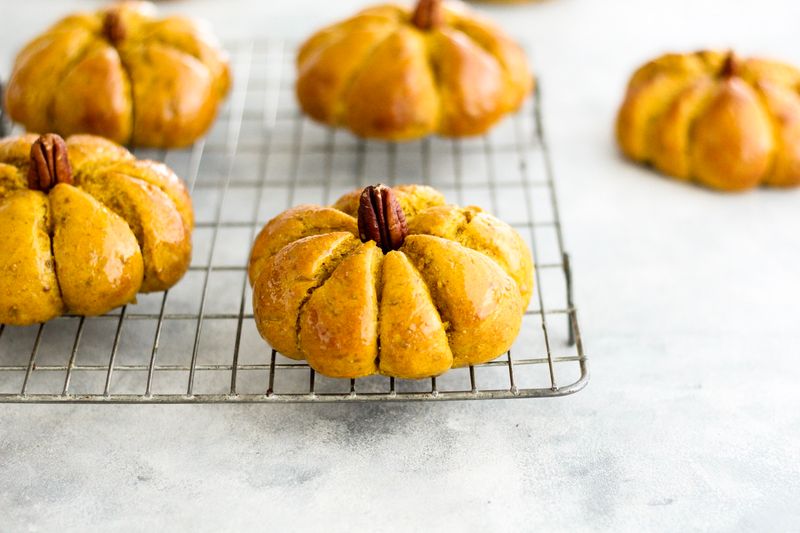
[2,0,800,531]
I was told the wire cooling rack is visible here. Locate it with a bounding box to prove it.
[0,40,587,402]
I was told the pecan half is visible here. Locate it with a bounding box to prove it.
[719,51,739,78]
[358,184,408,253]
[103,9,126,45]
[411,0,444,31]
[28,134,73,192]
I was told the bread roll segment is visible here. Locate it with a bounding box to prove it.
[50,184,143,316]
[0,191,64,324]
[400,235,523,367]
[299,242,382,378]
[379,251,453,379]
[253,232,359,360]
[248,205,358,284]
[79,172,190,292]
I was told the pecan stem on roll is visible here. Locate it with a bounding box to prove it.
[27,134,73,192]
[719,51,739,78]
[357,184,408,253]
[411,0,444,31]
[102,9,126,45]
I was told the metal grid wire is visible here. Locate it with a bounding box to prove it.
[0,40,587,402]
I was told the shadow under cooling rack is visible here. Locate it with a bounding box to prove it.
[0,40,587,403]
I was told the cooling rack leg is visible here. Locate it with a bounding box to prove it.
[563,253,576,346]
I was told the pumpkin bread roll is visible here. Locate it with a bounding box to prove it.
[0,133,193,326]
[296,0,533,140]
[617,50,800,191]
[5,1,230,148]
[249,183,533,380]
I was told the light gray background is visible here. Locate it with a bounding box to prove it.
[1,0,799,531]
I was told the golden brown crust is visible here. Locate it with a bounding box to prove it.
[296,2,533,140]
[296,6,405,67]
[452,12,531,111]
[249,184,533,379]
[649,78,714,180]
[408,204,534,307]
[434,27,506,137]
[617,50,800,190]
[247,205,358,284]
[0,133,42,172]
[52,44,133,144]
[50,184,143,316]
[0,133,193,325]
[253,232,359,359]
[5,28,97,135]
[400,234,523,367]
[122,43,218,148]
[139,15,231,97]
[0,164,27,200]
[0,191,64,325]
[299,242,382,378]
[690,79,773,191]
[616,71,698,162]
[756,82,800,187]
[379,251,453,378]
[97,159,194,233]
[5,1,230,148]
[343,28,439,140]
[65,134,134,171]
[296,24,396,125]
[79,172,190,292]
